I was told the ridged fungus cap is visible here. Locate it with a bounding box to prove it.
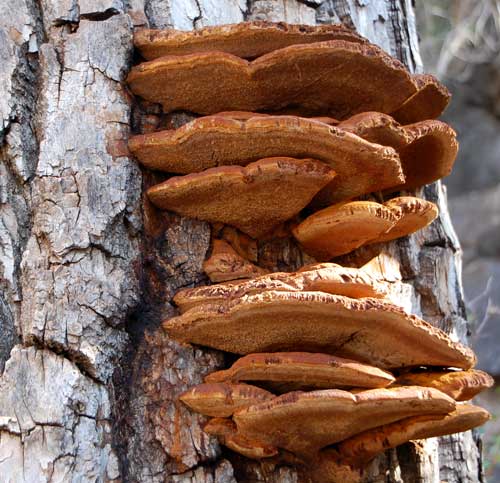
[396,369,494,402]
[179,382,273,418]
[232,386,455,458]
[205,352,395,392]
[292,201,400,260]
[134,21,366,60]
[127,40,420,118]
[164,291,477,370]
[333,403,490,467]
[173,262,387,313]
[147,157,335,238]
[129,115,403,205]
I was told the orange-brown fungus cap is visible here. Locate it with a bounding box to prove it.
[396,369,494,402]
[134,21,365,60]
[376,197,438,243]
[179,382,273,417]
[127,40,419,117]
[339,112,458,191]
[205,352,395,391]
[164,291,476,370]
[128,115,403,204]
[335,403,490,466]
[395,121,458,191]
[204,418,279,459]
[147,157,335,238]
[292,201,400,260]
[391,74,451,124]
[232,387,455,458]
[173,262,387,313]
[203,239,268,283]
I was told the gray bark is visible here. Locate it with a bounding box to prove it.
[0,0,483,482]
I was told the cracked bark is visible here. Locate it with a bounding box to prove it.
[0,0,483,482]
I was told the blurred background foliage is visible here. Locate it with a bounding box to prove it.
[416,1,500,479]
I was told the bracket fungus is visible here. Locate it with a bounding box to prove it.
[147,157,335,238]
[204,418,280,459]
[128,19,490,479]
[134,21,365,60]
[164,291,476,370]
[129,115,403,204]
[204,352,395,391]
[292,201,399,260]
[179,382,273,418]
[376,197,438,242]
[391,74,451,125]
[293,197,438,260]
[230,387,455,459]
[127,38,447,120]
[396,369,494,402]
[202,239,268,283]
[332,403,490,468]
[174,262,387,313]
[338,111,458,192]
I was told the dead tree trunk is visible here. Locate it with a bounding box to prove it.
[0,0,484,482]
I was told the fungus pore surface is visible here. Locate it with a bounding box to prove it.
[129,115,404,205]
[333,403,490,466]
[164,291,476,369]
[127,40,422,118]
[292,201,400,260]
[147,157,335,238]
[232,387,455,458]
[391,74,451,124]
[338,112,458,192]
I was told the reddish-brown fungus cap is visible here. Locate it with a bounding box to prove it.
[395,121,458,191]
[127,40,419,117]
[232,387,455,458]
[179,382,273,418]
[335,403,490,466]
[147,157,335,238]
[164,291,476,370]
[375,197,438,243]
[129,115,403,204]
[134,21,366,60]
[205,352,395,391]
[396,369,494,402]
[338,111,408,146]
[292,201,400,260]
[173,262,387,313]
[204,418,279,459]
[339,111,458,191]
[203,239,268,283]
[391,74,451,124]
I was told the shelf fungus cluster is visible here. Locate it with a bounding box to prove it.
[128,21,491,483]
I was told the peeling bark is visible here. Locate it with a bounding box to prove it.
[0,0,483,482]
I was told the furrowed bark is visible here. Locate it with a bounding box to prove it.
[0,0,483,482]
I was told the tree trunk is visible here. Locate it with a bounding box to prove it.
[0,1,484,482]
